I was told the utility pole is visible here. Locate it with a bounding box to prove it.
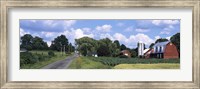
[64,45,65,55]
[60,42,62,55]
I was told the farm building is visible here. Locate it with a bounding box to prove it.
[120,50,131,58]
[139,41,179,59]
[151,41,179,59]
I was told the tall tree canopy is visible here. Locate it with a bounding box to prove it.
[20,34,33,50]
[32,36,48,50]
[120,44,127,51]
[75,37,97,56]
[20,34,48,50]
[149,43,155,48]
[113,40,120,49]
[170,33,180,54]
[155,38,169,43]
[50,35,69,51]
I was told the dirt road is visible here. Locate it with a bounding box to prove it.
[42,53,79,69]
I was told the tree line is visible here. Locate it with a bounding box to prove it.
[75,32,180,57]
[20,34,75,53]
[20,32,180,57]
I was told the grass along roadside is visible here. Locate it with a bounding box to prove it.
[68,57,111,69]
[114,63,180,69]
[20,50,72,69]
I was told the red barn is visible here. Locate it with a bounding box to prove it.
[145,41,179,59]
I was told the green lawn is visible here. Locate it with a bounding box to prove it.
[114,63,180,69]
[20,50,71,69]
[68,57,111,69]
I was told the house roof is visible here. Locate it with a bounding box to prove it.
[153,41,170,53]
[143,48,150,54]
[153,41,170,47]
[121,50,131,54]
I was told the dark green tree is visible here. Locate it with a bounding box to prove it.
[97,44,110,56]
[32,36,48,50]
[170,33,180,54]
[20,34,33,50]
[120,44,127,51]
[130,49,137,58]
[149,43,155,48]
[50,35,68,51]
[113,40,120,49]
[155,38,168,43]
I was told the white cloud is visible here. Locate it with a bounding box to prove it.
[152,20,179,26]
[113,33,127,42]
[20,28,29,36]
[122,33,154,48]
[169,25,174,29]
[43,20,57,27]
[135,28,150,32]
[117,23,124,27]
[41,32,55,38]
[82,28,91,33]
[163,20,179,25]
[96,24,112,32]
[160,28,171,34]
[166,36,171,40]
[131,33,154,45]
[125,26,133,32]
[152,20,161,26]
[155,36,161,40]
[73,29,94,39]
[63,20,76,27]
[100,33,114,40]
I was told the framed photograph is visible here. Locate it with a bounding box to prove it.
[1,0,199,89]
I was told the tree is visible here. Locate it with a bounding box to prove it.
[114,40,120,49]
[130,49,137,58]
[32,36,48,50]
[149,43,155,48]
[20,34,33,50]
[68,43,75,52]
[75,37,97,56]
[170,33,180,54]
[155,38,168,43]
[120,44,127,51]
[97,44,110,56]
[50,35,68,51]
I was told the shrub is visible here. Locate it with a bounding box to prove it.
[48,51,55,57]
[20,52,38,64]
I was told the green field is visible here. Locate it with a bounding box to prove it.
[68,57,180,69]
[114,63,180,69]
[20,50,71,69]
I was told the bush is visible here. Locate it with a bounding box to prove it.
[48,51,55,57]
[20,52,38,64]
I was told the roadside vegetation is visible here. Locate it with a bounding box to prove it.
[20,51,71,69]
[20,34,75,69]
[68,57,111,69]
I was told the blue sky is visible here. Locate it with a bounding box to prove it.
[20,19,180,48]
